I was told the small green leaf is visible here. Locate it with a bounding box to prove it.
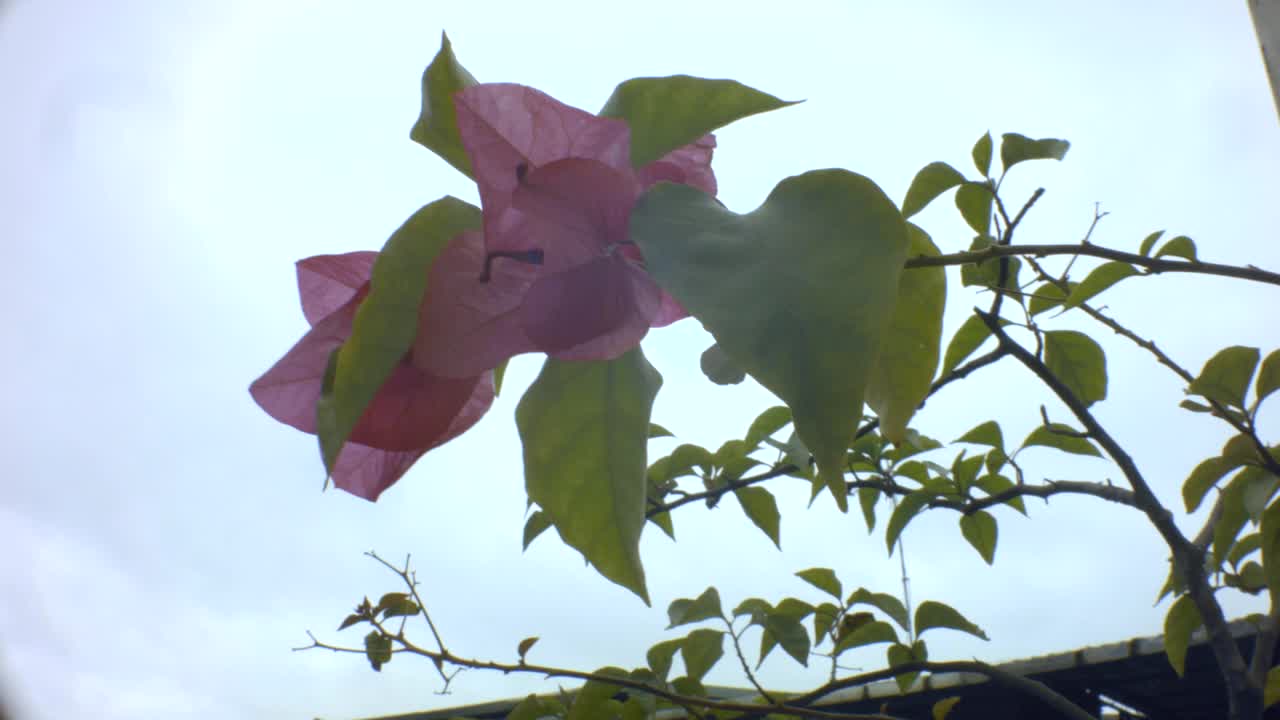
[517,349,663,604]
[1138,230,1164,257]
[972,132,993,176]
[380,594,419,619]
[1163,595,1201,676]
[1216,475,1251,565]
[364,631,392,672]
[974,474,1027,514]
[700,343,746,385]
[1043,330,1108,406]
[795,568,842,600]
[316,197,483,473]
[941,315,993,375]
[1021,424,1102,457]
[846,588,912,632]
[1257,350,1280,407]
[1028,281,1075,317]
[648,423,674,439]
[886,492,933,551]
[955,183,993,235]
[813,603,840,645]
[517,636,539,661]
[1180,399,1215,413]
[886,642,922,692]
[1190,346,1260,409]
[1229,532,1263,568]
[646,638,683,681]
[858,486,880,532]
[633,170,909,513]
[933,696,963,720]
[761,612,811,667]
[680,629,725,681]
[833,619,898,655]
[866,223,947,443]
[733,598,773,623]
[1261,501,1280,609]
[960,235,1019,291]
[735,487,781,548]
[523,510,552,550]
[999,133,1070,171]
[1182,456,1240,513]
[1064,262,1137,309]
[648,510,675,540]
[409,33,478,177]
[337,613,365,631]
[508,695,561,720]
[745,406,792,450]
[668,587,724,628]
[1155,235,1198,261]
[567,671,626,720]
[669,676,707,698]
[599,76,796,168]
[1265,666,1280,708]
[955,421,1004,450]
[902,162,966,218]
[914,600,988,640]
[959,511,998,564]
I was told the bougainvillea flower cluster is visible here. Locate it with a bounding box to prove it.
[251,83,717,500]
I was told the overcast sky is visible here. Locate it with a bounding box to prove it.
[3,2,1279,718]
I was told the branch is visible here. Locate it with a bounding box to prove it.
[904,243,1280,288]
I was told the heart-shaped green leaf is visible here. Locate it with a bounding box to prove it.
[599,76,797,168]
[866,223,946,443]
[632,170,909,511]
[410,33,478,177]
[516,349,663,604]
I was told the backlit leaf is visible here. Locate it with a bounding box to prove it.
[1261,501,1280,609]
[915,601,988,640]
[517,636,539,661]
[972,132,993,176]
[745,406,792,450]
[1163,595,1201,676]
[942,314,993,375]
[955,183,993,235]
[1155,235,1198,261]
[795,568,842,600]
[833,618,897,655]
[955,421,1003,450]
[1028,281,1074,317]
[364,631,392,672]
[516,349,663,603]
[680,629,725,681]
[668,587,724,628]
[1064,262,1137,308]
[1257,350,1280,407]
[959,511,998,564]
[999,133,1070,171]
[523,510,552,550]
[735,487,781,548]
[886,492,933,551]
[933,696,962,720]
[1190,346,1260,409]
[1138,230,1164,257]
[902,162,965,218]
[633,170,909,512]
[1021,424,1102,457]
[409,33,478,177]
[646,638,682,681]
[1182,456,1239,513]
[1043,330,1108,406]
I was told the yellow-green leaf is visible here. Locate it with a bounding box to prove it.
[1190,346,1260,409]
[1064,261,1137,309]
[959,511,998,564]
[1043,330,1108,407]
[409,33,478,177]
[1163,595,1201,677]
[902,162,965,218]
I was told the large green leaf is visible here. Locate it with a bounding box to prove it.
[599,75,796,168]
[999,133,1070,172]
[902,162,965,218]
[409,33,478,177]
[317,197,482,472]
[866,224,946,443]
[632,170,909,512]
[914,601,988,640]
[1043,330,1107,407]
[516,349,663,603]
[1190,346,1260,409]
[1163,595,1201,677]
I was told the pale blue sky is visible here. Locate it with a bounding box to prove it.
[3,2,1278,718]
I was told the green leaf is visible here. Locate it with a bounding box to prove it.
[364,631,392,672]
[1216,475,1251,565]
[1180,399,1215,413]
[1043,330,1108,407]
[941,315,993,375]
[516,349,663,604]
[599,75,796,168]
[955,184,993,236]
[886,642,923,693]
[999,133,1070,171]
[901,162,965,218]
[858,486,880,532]
[668,587,724,628]
[866,223,947,443]
[1028,281,1075,317]
[508,695,562,720]
[648,510,675,540]
[1257,350,1280,407]
[1266,666,1280,708]
[648,423,674,439]
[813,603,840,645]
[523,510,552,550]
[955,421,1004,450]
[517,636,539,661]
[316,197,482,472]
[646,638,683,681]
[700,343,746,385]
[745,406,792,450]
[1021,424,1102,457]
[567,671,626,720]
[795,568,842,600]
[974,474,1027,514]
[1229,532,1263,568]
[1155,235,1198,261]
[632,170,909,513]
[972,132,993,177]
[1261,501,1280,609]
[846,588,912,633]
[409,33,478,177]
[1182,456,1239,513]
[960,235,1020,292]
[914,600,988,640]
[1064,262,1137,309]
[959,511,998,564]
[735,487,781,548]
[1163,595,1201,677]
[669,676,707,698]
[379,594,419,619]
[733,598,773,623]
[1190,346,1261,409]
[1138,230,1164,257]
[886,492,933,551]
[337,613,365,631]
[833,619,897,655]
[761,612,811,667]
[933,696,963,720]
[680,629,725,681]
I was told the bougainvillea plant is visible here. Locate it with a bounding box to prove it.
[256,33,1280,720]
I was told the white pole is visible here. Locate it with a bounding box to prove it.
[1250,0,1280,120]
